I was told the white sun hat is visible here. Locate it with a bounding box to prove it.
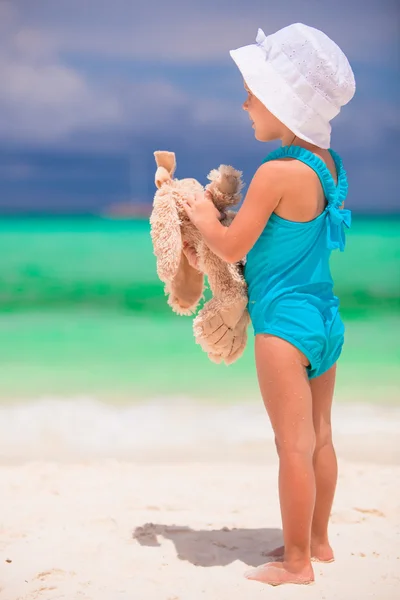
[230,23,356,148]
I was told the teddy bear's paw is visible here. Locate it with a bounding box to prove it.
[194,311,223,339]
[213,310,250,364]
[206,327,247,365]
[223,331,248,364]
[207,352,224,364]
[194,313,235,355]
[196,327,234,356]
[202,323,234,350]
[194,315,247,364]
[196,299,246,332]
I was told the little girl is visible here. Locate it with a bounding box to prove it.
[183,23,355,586]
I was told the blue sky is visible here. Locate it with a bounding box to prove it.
[0,0,398,214]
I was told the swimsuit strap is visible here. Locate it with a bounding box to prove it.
[263,145,351,251]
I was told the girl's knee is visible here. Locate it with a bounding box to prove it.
[275,433,316,458]
[314,424,333,452]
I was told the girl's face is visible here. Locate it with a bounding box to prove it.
[242,81,288,142]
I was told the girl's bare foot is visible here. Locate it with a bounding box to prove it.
[245,561,315,586]
[264,542,334,563]
[310,540,335,563]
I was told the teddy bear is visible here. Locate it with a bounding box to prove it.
[149,150,250,365]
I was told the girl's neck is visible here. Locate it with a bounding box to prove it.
[281,132,322,154]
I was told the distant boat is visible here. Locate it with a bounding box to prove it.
[103,151,153,219]
[102,201,152,219]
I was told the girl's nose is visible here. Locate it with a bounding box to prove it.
[242,100,248,111]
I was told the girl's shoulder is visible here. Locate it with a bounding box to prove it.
[254,151,318,193]
[259,146,335,221]
[262,145,342,187]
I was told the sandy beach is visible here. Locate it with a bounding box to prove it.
[1,400,400,600]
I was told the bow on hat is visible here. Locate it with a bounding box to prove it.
[256,28,271,57]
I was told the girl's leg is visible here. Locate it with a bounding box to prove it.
[245,334,315,586]
[310,364,337,562]
[266,364,338,563]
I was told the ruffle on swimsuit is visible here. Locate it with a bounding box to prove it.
[264,145,351,251]
[244,145,351,379]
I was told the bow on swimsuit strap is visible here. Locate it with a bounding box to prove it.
[263,146,351,251]
[326,202,351,251]
[325,150,351,252]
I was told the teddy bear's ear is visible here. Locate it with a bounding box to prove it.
[208,165,243,195]
[206,165,244,208]
[154,151,176,173]
[154,150,176,174]
[150,190,182,283]
[154,151,177,188]
[155,166,171,189]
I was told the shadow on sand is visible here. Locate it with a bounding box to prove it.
[133,523,282,568]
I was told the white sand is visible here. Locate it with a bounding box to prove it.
[1,401,400,599]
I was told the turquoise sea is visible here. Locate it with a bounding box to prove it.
[0,216,398,407]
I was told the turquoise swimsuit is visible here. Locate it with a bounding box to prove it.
[244,145,351,379]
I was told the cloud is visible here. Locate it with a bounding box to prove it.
[10,0,399,64]
[0,62,122,142]
[0,0,397,147]
[0,0,398,212]
[0,2,246,145]
[0,5,247,147]
[0,8,122,142]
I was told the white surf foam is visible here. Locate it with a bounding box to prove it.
[0,397,399,462]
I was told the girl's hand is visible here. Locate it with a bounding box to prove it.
[182,191,221,233]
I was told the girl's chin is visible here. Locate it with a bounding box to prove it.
[252,124,269,141]
[254,131,270,142]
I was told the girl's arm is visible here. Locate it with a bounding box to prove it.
[183,161,283,263]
